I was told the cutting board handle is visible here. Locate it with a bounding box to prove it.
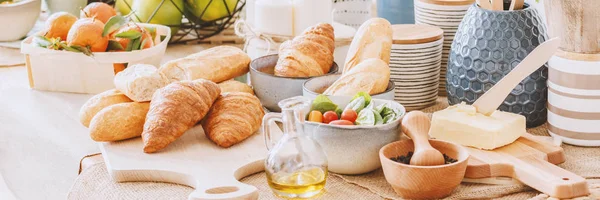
[512,156,589,199]
[189,180,259,200]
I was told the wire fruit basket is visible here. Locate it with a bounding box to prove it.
[91,0,245,44]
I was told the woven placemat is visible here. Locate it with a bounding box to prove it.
[68,97,600,199]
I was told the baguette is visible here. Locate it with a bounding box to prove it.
[159,46,251,83]
[89,102,150,142]
[343,18,393,74]
[114,64,170,102]
[324,58,390,96]
[79,89,132,128]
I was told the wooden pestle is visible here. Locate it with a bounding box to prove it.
[401,111,445,166]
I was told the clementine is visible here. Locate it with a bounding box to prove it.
[44,12,78,41]
[81,2,117,24]
[113,24,154,50]
[66,18,109,52]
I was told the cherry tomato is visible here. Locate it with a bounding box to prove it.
[322,111,339,124]
[308,110,323,123]
[329,120,354,126]
[341,109,358,123]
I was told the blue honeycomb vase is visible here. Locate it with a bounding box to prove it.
[447,2,549,127]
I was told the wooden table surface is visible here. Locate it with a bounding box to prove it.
[0,44,222,199]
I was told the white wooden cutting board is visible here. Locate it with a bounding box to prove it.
[99,124,273,200]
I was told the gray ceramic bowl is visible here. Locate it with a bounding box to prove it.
[250,54,338,111]
[303,74,396,102]
[302,98,406,175]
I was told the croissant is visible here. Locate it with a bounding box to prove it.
[142,79,221,153]
[202,92,265,148]
[274,23,335,77]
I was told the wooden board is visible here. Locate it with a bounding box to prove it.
[464,133,589,199]
[100,124,271,200]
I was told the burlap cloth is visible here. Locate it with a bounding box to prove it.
[68,97,600,199]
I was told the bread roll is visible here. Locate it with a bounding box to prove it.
[159,46,251,83]
[275,23,335,77]
[114,64,170,102]
[218,80,254,94]
[79,89,132,127]
[324,58,390,96]
[89,102,150,142]
[343,18,393,74]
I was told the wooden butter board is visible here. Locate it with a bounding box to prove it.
[463,133,589,199]
[100,124,270,200]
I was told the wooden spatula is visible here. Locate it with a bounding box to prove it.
[477,0,492,10]
[401,111,445,166]
[472,38,560,116]
[509,0,524,10]
[491,0,503,10]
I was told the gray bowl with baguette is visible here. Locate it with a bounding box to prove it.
[303,74,396,101]
[250,54,338,112]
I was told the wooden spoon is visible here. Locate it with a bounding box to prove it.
[473,38,560,116]
[401,111,445,166]
[509,0,524,10]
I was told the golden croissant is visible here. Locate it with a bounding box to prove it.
[274,23,335,77]
[202,92,265,148]
[142,79,221,153]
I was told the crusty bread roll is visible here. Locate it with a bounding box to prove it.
[158,46,251,83]
[275,23,335,77]
[89,102,150,142]
[114,64,170,102]
[324,58,390,96]
[218,80,254,94]
[343,18,393,74]
[79,89,132,127]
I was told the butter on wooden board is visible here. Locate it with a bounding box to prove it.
[429,103,525,150]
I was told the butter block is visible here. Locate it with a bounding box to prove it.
[429,103,525,150]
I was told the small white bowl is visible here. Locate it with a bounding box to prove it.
[0,0,41,41]
[302,74,395,102]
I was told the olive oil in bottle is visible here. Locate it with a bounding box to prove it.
[266,167,327,198]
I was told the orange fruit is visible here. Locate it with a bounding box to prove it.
[113,24,154,50]
[81,2,117,24]
[44,12,78,41]
[67,18,109,52]
[113,63,127,74]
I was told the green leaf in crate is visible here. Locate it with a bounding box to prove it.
[32,35,52,48]
[115,30,142,39]
[107,40,125,51]
[145,26,157,41]
[103,15,129,37]
[69,45,93,56]
[59,43,81,53]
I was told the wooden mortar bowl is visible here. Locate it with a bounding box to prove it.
[379,139,469,199]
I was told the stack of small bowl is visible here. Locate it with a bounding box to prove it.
[390,24,443,111]
[413,0,474,95]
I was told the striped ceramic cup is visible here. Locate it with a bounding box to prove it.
[547,51,600,146]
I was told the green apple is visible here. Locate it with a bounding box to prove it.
[131,0,184,36]
[185,0,238,22]
[115,0,133,15]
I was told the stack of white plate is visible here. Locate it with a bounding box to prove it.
[413,0,474,95]
[390,24,444,111]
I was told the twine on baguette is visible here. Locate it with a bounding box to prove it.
[234,20,291,55]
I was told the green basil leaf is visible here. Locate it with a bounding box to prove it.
[107,40,124,51]
[311,95,338,113]
[102,15,128,37]
[351,92,372,107]
[115,30,142,39]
